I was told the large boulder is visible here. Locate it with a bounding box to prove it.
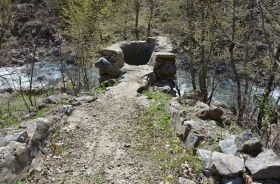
[95,57,122,83]
[211,152,245,177]
[245,149,280,179]
[0,141,31,184]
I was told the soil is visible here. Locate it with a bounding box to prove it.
[32,65,165,184]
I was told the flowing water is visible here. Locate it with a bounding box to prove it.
[177,70,280,106]
[0,58,99,90]
[0,60,279,106]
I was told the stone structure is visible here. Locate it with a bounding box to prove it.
[95,36,176,87]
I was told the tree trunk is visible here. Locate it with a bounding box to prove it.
[199,45,207,102]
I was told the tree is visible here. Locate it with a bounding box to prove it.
[0,0,14,49]
[133,0,143,40]
[62,0,109,91]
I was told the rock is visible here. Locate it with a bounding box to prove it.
[43,95,61,104]
[71,101,82,106]
[245,149,280,179]
[213,100,228,109]
[185,133,204,151]
[182,90,200,101]
[199,108,224,121]
[100,44,124,68]
[30,157,44,172]
[165,101,183,114]
[222,176,244,184]
[0,131,28,147]
[157,86,176,96]
[95,57,122,82]
[243,138,262,154]
[211,152,245,177]
[194,101,210,110]
[38,102,47,110]
[182,120,202,140]
[237,130,252,146]
[178,177,197,184]
[56,105,75,117]
[0,141,31,184]
[219,135,238,155]
[19,118,51,144]
[66,52,77,64]
[197,149,212,169]
[165,101,187,133]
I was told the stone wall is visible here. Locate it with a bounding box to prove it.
[95,36,176,84]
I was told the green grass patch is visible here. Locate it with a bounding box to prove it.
[119,90,203,183]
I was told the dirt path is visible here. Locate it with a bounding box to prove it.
[38,65,162,184]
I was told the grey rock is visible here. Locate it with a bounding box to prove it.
[237,130,252,144]
[213,100,228,109]
[43,95,61,104]
[223,176,244,184]
[197,149,212,169]
[219,135,238,155]
[194,101,210,110]
[185,133,204,151]
[158,86,176,97]
[95,57,122,77]
[182,120,202,140]
[30,157,44,172]
[243,137,262,154]
[211,152,245,177]
[71,101,82,106]
[165,101,183,114]
[178,177,197,184]
[0,141,31,184]
[56,105,75,117]
[165,101,187,133]
[245,149,280,179]
[0,131,28,146]
[199,108,224,121]
[19,118,51,143]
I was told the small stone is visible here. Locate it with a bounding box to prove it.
[219,135,238,155]
[197,149,212,169]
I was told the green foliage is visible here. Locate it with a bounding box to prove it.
[254,93,275,130]
[15,181,26,184]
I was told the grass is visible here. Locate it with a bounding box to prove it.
[120,90,204,183]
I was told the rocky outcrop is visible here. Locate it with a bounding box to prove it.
[166,98,280,183]
[0,118,53,184]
